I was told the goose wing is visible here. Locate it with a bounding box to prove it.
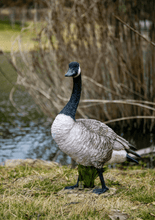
[76,118,131,151]
[75,118,117,167]
[76,118,116,139]
[76,118,139,166]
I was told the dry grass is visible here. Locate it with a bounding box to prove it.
[0,160,155,219]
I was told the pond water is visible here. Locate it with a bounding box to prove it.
[0,90,155,166]
[0,91,71,166]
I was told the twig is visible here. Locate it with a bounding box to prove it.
[104,116,155,124]
[126,99,155,106]
[53,150,61,162]
[9,87,22,112]
[19,82,52,100]
[57,95,155,112]
[113,14,155,47]
[83,76,126,99]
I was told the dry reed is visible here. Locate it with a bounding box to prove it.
[9,0,155,133]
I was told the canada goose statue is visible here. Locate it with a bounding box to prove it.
[51,62,140,194]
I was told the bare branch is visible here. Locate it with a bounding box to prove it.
[104,116,155,124]
[113,14,155,47]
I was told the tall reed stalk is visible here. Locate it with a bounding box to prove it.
[10,0,155,133]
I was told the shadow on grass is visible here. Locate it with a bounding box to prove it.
[0,20,28,31]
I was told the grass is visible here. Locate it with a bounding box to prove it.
[0,20,23,31]
[0,19,37,95]
[0,19,45,94]
[0,161,155,219]
[0,54,17,93]
[0,20,38,52]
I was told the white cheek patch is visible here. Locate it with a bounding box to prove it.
[78,66,81,75]
[74,66,81,78]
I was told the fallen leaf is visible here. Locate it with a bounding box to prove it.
[109,210,128,220]
[150,213,155,217]
[131,206,138,210]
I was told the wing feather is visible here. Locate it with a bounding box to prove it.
[76,119,117,167]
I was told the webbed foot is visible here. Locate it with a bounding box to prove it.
[65,184,78,190]
[93,187,109,195]
[64,177,79,190]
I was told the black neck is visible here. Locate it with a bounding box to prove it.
[59,74,81,120]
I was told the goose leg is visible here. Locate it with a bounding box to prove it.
[65,177,79,189]
[93,168,109,194]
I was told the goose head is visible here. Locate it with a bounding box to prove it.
[65,62,81,78]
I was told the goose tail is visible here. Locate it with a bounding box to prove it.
[126,148,141,158]
[128,143,137,150]
[126,154,139,164]
[112,135,141,164]
[126,148,141,164]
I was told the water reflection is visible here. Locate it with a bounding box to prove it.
[0,91,71,165]
[0,91,154,166]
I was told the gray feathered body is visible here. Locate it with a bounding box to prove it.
[51,114,130,168]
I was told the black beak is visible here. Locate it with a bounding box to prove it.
[65,68,75,77]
